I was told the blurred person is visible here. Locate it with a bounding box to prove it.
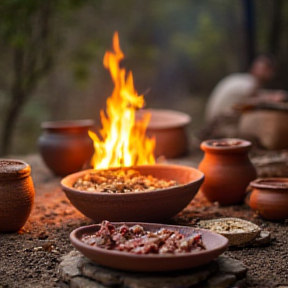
[205,54,286,123]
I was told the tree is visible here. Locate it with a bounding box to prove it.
[0,0,92,155]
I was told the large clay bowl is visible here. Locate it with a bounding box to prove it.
[136,109,192,158]
[61,164,204,222]
[249,178,288,221]
[70,222,228,271]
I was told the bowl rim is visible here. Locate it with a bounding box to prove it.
[201,138,251,149]
[60,164,204,197]
[136,109,192,129]
[41,119,95,130]
[250,177,288,190]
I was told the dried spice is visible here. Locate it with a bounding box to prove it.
[73,168,177,193]
[81,221,205,254]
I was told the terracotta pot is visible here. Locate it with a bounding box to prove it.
[249,178,288,221]
[38,120,95,176]
[61,164,204,222]
[0,160,34,232]
[198,138,257,205]
[136,109,191,159]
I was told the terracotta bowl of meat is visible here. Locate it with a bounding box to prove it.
[61,164,204,222]
[70,221,228,272]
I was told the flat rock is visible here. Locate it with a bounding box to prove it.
[59,250,247,288]
[218,256,247,279]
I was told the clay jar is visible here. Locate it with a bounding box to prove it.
[136,109,191,159]
[249,178,288,221]
[38,119,95,176]
[198,138,257,205]
[0,160,34,232]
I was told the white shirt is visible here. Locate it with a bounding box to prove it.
[205,73,258,122]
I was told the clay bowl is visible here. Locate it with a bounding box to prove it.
[198,218,261,246]
[136,109,191,158]
[38,119,95,176]
[249,178,288,221]
[61,164,204,222]
[70,222,228,271]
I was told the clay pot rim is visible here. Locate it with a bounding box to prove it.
[61,164,204,197]
[136,109,192,129]
[201,138,252,151]
[250,178,288,190]
[0,159,30,179]
[41,119,95,130]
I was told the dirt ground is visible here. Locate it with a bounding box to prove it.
[0,154,288,288]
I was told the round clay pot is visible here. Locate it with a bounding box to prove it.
[38,119,95,176]
[0,160,34,232]
[198,138,257,205]
[136,109,191,159]
[249,178,288,221]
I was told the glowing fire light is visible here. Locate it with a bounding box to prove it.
[89,32,155,169]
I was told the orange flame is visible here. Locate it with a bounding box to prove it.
[89,32,155,169]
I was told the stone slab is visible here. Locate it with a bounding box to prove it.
[58,250,247,288]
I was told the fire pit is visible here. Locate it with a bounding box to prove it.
[61,33,203,222]
[61,164,204,222]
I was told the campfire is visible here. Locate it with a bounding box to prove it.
[60,32,204,223]
[88,31,155,170]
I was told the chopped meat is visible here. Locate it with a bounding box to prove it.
[81,221,206,254]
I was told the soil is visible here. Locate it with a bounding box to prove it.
[0,154,288,288]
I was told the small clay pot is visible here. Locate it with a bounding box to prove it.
[0,160,34,232]
[249,178,288,221]
[136,109,191,159]
[198,138,257,205]
[38,119,95,176]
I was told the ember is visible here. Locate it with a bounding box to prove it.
[73,168,177,193]
[81,220,206,254]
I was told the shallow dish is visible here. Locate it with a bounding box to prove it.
[61,164,204,222]
[70,222,228,272]
[198,218,261,246]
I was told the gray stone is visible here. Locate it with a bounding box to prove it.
[59,250,82,283]
[123,269,211,288]
[80,257,124,286]
[231,279,247,288]
[58,249,246,288]
[218,256,247,279]
[70,276,106,288]
[207,274,237,288]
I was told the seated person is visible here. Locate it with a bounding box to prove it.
[204,54,285,123]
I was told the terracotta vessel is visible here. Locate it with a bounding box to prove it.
[61,164,204,222]
[0,160,34,232]
[198,138,257,205]
[249,178,288,221]
[70,222,228,272]
[136,109,191,158]
[38,119,95,176]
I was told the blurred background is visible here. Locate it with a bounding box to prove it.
[0,0,287,156]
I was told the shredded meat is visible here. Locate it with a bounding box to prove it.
[81,221,206,254]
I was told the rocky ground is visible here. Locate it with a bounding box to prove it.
[0,153,287,288]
